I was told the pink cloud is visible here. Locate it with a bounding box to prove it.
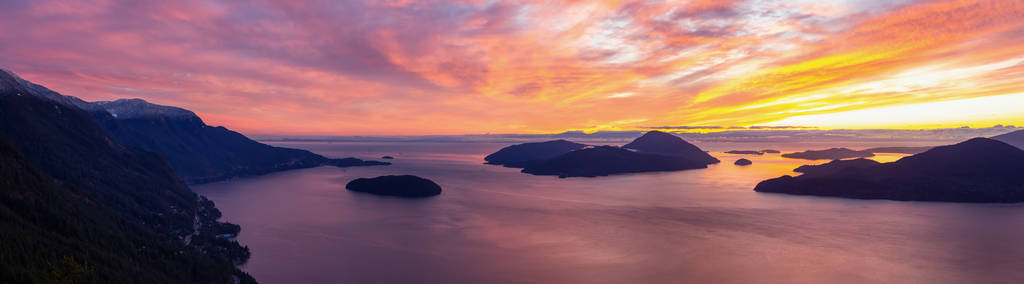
[1,0,1023,135]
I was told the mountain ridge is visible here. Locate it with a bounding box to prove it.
[0,70,255,282]
[2,69,388,184]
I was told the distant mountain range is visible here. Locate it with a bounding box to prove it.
[809,129,1023,157]
[0,69,254,282]
[257,126,1022,147]
[755,138,1024,202]
[781,148,875,160]
[993,129,1024,150]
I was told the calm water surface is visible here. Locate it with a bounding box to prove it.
[194,141,1024,283]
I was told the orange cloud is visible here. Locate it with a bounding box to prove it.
[1,0,1022,135]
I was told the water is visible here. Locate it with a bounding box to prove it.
[194,141,1024,283]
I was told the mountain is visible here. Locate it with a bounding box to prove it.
[781,148,874,160]
[521,146,709,177]
[484,139,588,167]
[993,129,1024,150]
[0,134,254,283]
[755,138,1024,202]
[92,98,388,184]
[0,69,96,110]
[622,131,720,164]
[862,146,933,154]
[0,70,254,282]
[3,70,387,184]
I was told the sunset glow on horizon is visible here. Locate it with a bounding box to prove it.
[2,0,1023,135]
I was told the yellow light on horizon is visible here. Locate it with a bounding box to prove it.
[760,92,1024,129]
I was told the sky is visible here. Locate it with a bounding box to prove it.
[1,0,1023,135]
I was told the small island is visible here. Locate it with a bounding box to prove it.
[734,158,752,166]
[761,149,781,154]
[755,138,1024,203]
[346,175,442,198]
[781,148,874,160]
[324,158,391,167]
[726,150,763,155]
[381,156,395,159]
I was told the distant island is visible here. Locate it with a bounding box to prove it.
[734,158,752,166]
[862,146,933,154]
[755,138,1024,202]
[781,148,875,160]
[761,149,781,154]
[346,175,442,198]
[993,129,1024,150]
[488,131,718,178]
[484,139,587,167]
[324,158,391,167]
[726,150,764,155]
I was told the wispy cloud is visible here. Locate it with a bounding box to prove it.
[1,0,1022,135]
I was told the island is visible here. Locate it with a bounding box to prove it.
[382,156,395,159]
[754,138,1024,202]
[761,149,781,154]
[792,158,880,176]
[487,131,719,178]
[734,158,752,166]
[622,131,720,164]
[346,175,442,198]
[324,158,391,167]
[521,146,710,177]
[484,139,587,167]
[726,150,763,155]
[781,148,874,160]
[862,146,933,154]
